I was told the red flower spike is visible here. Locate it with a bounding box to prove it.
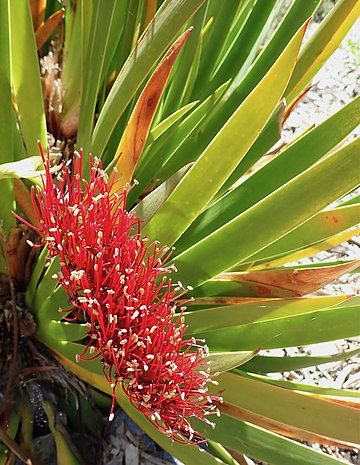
[19,144,221,443]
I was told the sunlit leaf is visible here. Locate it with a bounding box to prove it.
[10,1,46,154]
[0,0,15,250]
[193,414,347,465]
[132,164,192,226]
[207,350,257,374]
[143,21,308,246]
[213,372,360,446]
[91,0,206,157]
[241,347,360,375]
[286,0,360,103]
[0,156,46,181]
[43,402,83,465]
[110,29,192,191]
[211,260,360,297]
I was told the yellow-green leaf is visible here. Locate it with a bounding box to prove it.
[110,28,192,192]
[143,20,308,246]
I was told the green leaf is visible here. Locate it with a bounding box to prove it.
[31,255,71,323]
[249,227,360,272]
[241,347,360,374]
[226,0,320,100]
[197,414,352,465]
[149,80,230,177]
[110,28,192,190]
[128,80,229,205]
[61,0,92,124]
[110,0,140,78]
[32,256,60,305]
[17,396,34,456]
[339,193,360,207]
[9,1,46,154]
[238,371,360,399]
[173,136,360,287]
[132,164,192,225]
[216,100,285,198]
[35,285,71,323]
[0,409,21,465]
[175,95,360,255]
[46,341,104,378]
[77,1,123,154]
[206,440,240,465]
[25,245,47,308]
[213,372,360,445]
[245,203,360,268]
[143,21,308,246]
[285,0,360,103]
[91,0,207,158]
[0,0,15,251]
[208,0,277,96]
[161,3,206,115]
[149,100,199,143]
[207,350,257,374]
[47,321,87,342]
[43,402,83,465]
[0,0,12,165]
[188,0,321,165]
[186,295,346,332]
[195,1,240,91]
[185,295,360,350]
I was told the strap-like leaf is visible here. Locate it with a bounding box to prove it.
[143,21,308,246]
[110,29,192,191]
[213,372,360,446]
[197,413,347,465]
[132,164,192,226]
[91,0,206,158]
[285,0,360,103]
[10,1,46,154]
[175,95,360,255]
[0,156,49,182]
[0,0,15,251]
[241,347,360,374]
[185,295,359,350]
[173,137,359,287]
[206,260,360,298]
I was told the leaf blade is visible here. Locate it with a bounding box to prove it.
[10,1,46,154]
[91,0,206,158]
[110,28,192,191]
[285,0,360,102]
[143,21,308,246]
[173,136,360,287]
[213,372,360,445]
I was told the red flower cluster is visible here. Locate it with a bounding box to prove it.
[20,145,221,443]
